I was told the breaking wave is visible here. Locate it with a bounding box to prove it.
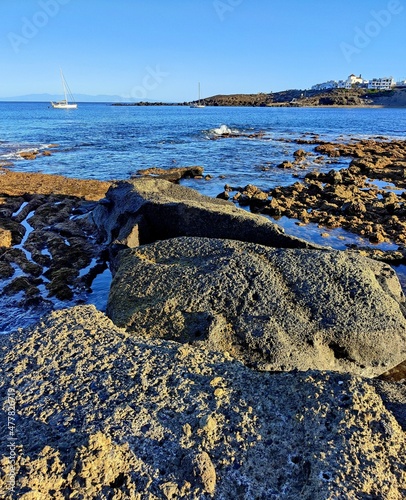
[210,124,240,136]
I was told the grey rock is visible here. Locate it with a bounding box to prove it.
[92,178,317,252]
[135,165,204,182]
[107,237,406,377]
[1,305,405,499]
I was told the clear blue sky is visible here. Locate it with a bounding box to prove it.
[0,0,405,101]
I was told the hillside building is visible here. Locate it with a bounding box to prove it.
[367,77,396,90]
[312,74,368,91]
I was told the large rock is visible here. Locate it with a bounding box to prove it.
[92,178,317,250]
[0,305,405,498]
[107,237,406,377]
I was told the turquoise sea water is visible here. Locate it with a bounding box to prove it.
[0,102,405,332]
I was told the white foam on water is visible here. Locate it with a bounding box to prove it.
[211,124,240,136]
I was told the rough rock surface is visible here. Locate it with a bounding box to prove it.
[92,178,317,251]
[0,168,111,200]
[0,305,405,499]
[0,228,12,248]
[135,166,205,182]
[107,237,406,377]
[0,187,111,334]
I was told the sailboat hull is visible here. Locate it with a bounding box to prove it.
[51,102,78,109]
[50,70,78,109]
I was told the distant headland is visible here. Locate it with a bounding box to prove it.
[112,87,406,108]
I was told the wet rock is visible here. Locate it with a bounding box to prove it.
[258,147,406,247]
[44,267,76,300]
[315,144,342,157]
[1,305,405,498]
[135,166,205,182]
[0,261,14,279]
[92,178,318,252]
[0,218,25,245]
[277,160,294,169]
[216,191,229,200]
[19,150,38,160]
[107,237,406,377]
[3,276,40,297]
[293,149,308,160]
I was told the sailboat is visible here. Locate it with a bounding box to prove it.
[51,69,78,109]
[190,82,205,108]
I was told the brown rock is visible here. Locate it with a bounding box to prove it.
[0,228,12,247]
[19,151,38,160]
[277,161,294,169]
[0,169,110,201]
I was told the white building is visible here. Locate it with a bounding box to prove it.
[396,80,406,88]
[345,74,367,88]
[368,77,396,90]
[311,74,368,91]
[311,80,338,91]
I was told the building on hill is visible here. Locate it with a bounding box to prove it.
[312,74,368,91]
[367,77,396,90]
[311,80,338,91]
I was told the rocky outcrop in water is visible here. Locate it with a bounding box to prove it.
[92,177,316,252]
[1,305,405,499]
[220,139,406,249]
[135,166,205,182]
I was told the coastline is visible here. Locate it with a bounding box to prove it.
[1,134,406,497]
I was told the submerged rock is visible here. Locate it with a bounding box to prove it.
[1,305,405,499]
[107,237,406,377]
[93,178,316,251]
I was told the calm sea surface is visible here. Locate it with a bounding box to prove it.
[0,102,405,332]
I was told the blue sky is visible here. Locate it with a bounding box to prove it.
[0,0,405,101]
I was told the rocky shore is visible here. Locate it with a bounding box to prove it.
[219,138,406,261]
[1,155,406,498]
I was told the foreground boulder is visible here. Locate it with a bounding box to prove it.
[107,237,406,377]
[0,305,405,498]
[92,178,316,250]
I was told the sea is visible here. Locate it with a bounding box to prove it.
[0,102,405,332]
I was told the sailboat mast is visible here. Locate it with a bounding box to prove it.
[60,68,68,103]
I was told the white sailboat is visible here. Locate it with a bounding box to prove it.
[51,69,78,109]
[190,82,205,108]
